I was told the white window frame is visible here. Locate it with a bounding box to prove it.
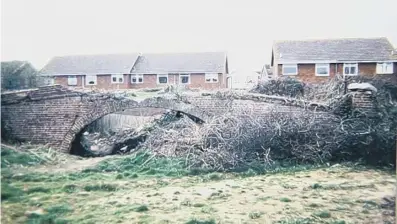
[315,63,330,76]
[67,75,77,86]
[179,73,191,84]
[111,74,124,84]
[282,64,298,75]
[376,62,394,74]
[157,74,168,84]
[131,74,144,84]
[343,63,358,76]
[86,75,97,85]
[205,73,219,83]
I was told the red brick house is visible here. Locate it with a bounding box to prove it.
[39,52,229,90]
[270,37,397,83]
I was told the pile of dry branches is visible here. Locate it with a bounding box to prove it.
[138,91,396,170]
[250,77,305,97]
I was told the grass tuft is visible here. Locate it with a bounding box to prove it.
[248,211,263,219]
[134,204,149,212]
[308,203,321,208]
[185,218,216,224]
[1,146,46,168]
[192,203,206,207]
[280,197,292,202]
[1,182,24,201]
[277,217,313,224]
[83,184,118,192]
[62,184,78,193]
[27,186,51,194]
[313,210,331,218]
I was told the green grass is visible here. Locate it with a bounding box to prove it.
[280,197,292,202]
[62,184,78,193]
[1,146,46,168]
[248,211,263,219]
[277,217,313,224]
[83,151,208,177]
[313,210,331,218]
[25,204,73,224]
[27,186,51,194]
[192,203,206,207]
[1,182,24,201]
[134,204,149,212]
[201,206,217,214]
[207,173,222,181]
[83,183,118,192]
[1,146,393,224]
[185,218,216,224]
[308,203,321,208]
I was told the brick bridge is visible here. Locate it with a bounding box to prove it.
[1,85,333,152]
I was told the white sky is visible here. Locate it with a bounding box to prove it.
[1,0,397,71]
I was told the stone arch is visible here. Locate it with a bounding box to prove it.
[59,96,209,153]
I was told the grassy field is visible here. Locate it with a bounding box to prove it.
[1,145,395,224]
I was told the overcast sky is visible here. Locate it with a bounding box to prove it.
[2,0,397,71]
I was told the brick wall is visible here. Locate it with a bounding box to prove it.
[1,85,325,152]
[54,73,226,90]
[8,83,381,154]
[128,73,226,90]
[55,76,84,87]
[277,62,397,83]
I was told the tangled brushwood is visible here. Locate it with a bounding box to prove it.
[137,76,397,170]
[250,77,305,97]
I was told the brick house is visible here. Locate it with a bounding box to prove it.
[270,37,397,83]
[39,52,229,90]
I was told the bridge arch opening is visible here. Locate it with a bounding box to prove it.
[67,107,204,157]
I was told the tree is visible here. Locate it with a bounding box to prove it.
[1,61,38,91]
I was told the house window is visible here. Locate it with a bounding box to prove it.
[68,76,77,86]
[157,74,168,84]
[376,62,394,74]
[86,75,97,85]
[111,74,124,84]
[179,74,190,84]
[343,63,358,76]
[282,64,298,75]
[205,73,218,83]
[131,74,144,84]
[315,63,330,76]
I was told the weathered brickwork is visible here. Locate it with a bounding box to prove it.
[1,85,333,153]
[277,62,397,83]
[54,73,226,90]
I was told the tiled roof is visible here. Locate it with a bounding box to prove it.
[132,52,227,73]
[273,37,396,62]
[40,53,140,75]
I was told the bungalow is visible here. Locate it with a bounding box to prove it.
[271,37,397,83]
[39,53,141,89]
[39,52,229,90]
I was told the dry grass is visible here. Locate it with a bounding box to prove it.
[1,159,395,224]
